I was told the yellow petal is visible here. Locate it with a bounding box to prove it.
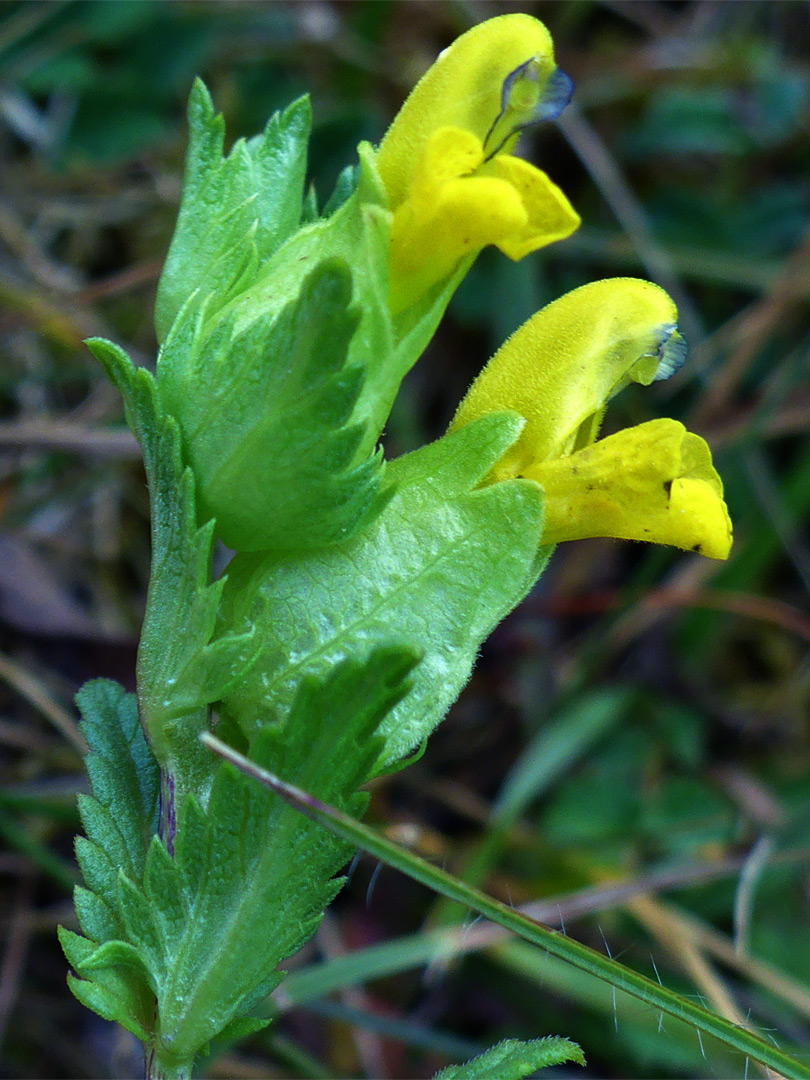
[450,279,686,480]
[377,14,557,210]
[388,127,579,313]
[389,171,527,314]
[410,125,485,187]
[391,126,573,313]
[525,419,732,559]
[481,155,581,259]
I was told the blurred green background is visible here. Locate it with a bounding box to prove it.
[1,1,809,1077]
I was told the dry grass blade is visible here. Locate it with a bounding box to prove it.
[0,419,140,458]
[0,876,35,1055]
[0,651,86,754]
[628,894,781,1079]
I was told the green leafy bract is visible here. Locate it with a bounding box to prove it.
[85,337,255,791]
[216,412,547,768]
[154,80,311,342]
[157,259,387,552]
[154,82,476,556]
[65,650,419,1067]
[58,680,160,1041]
[434,1037,585,1079]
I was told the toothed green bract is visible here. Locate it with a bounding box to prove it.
[216,412,547,768]
[157,259,387,552]
[155,80,311,343]
[59,680,160,1041]
[84,337,256,791]
[434,1036,585,1079]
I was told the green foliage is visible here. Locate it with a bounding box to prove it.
[434,1036,585,1079]
[158,258,387,553]
[63,648,419,1070]
[8,5,810,1078]
[58,679,160,1042]
[154,81,312,342]
[84,337,255,790]
[154,83,470,554]
[216,412,547,768]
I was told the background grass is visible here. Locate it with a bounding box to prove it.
[0,1,809,1077]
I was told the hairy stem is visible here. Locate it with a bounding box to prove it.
[203,733,810,1080]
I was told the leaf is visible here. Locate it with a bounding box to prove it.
[59,680,161,1041]
[157,258,388,552]
[155,80,312,341]
[434,1037,585,1079]
[215,140,470,463]
[216,412,546,767]
[85,337,256,784]
[59,928,155,1043]
[75,680,159,878]
[145,647,419,1064]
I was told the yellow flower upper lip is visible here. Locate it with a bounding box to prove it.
[377,14,560,209]
[376,14,581,312]
[451,279,686,479]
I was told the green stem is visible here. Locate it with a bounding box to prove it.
[158,768,177,856]
[202,732,810,1080]
[144,1044,192,1080]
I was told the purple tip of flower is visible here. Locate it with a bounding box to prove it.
[484,62,575,161]
[536,67,574,122]
[653,326,688,381]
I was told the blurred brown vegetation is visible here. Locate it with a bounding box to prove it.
[1,2,809,1077]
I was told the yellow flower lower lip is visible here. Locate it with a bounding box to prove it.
[524,419,733,560]
[387,125,579,314]
[388,166,528,313]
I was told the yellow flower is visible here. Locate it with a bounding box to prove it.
[450,278,732,560]
[376,14,581,313]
